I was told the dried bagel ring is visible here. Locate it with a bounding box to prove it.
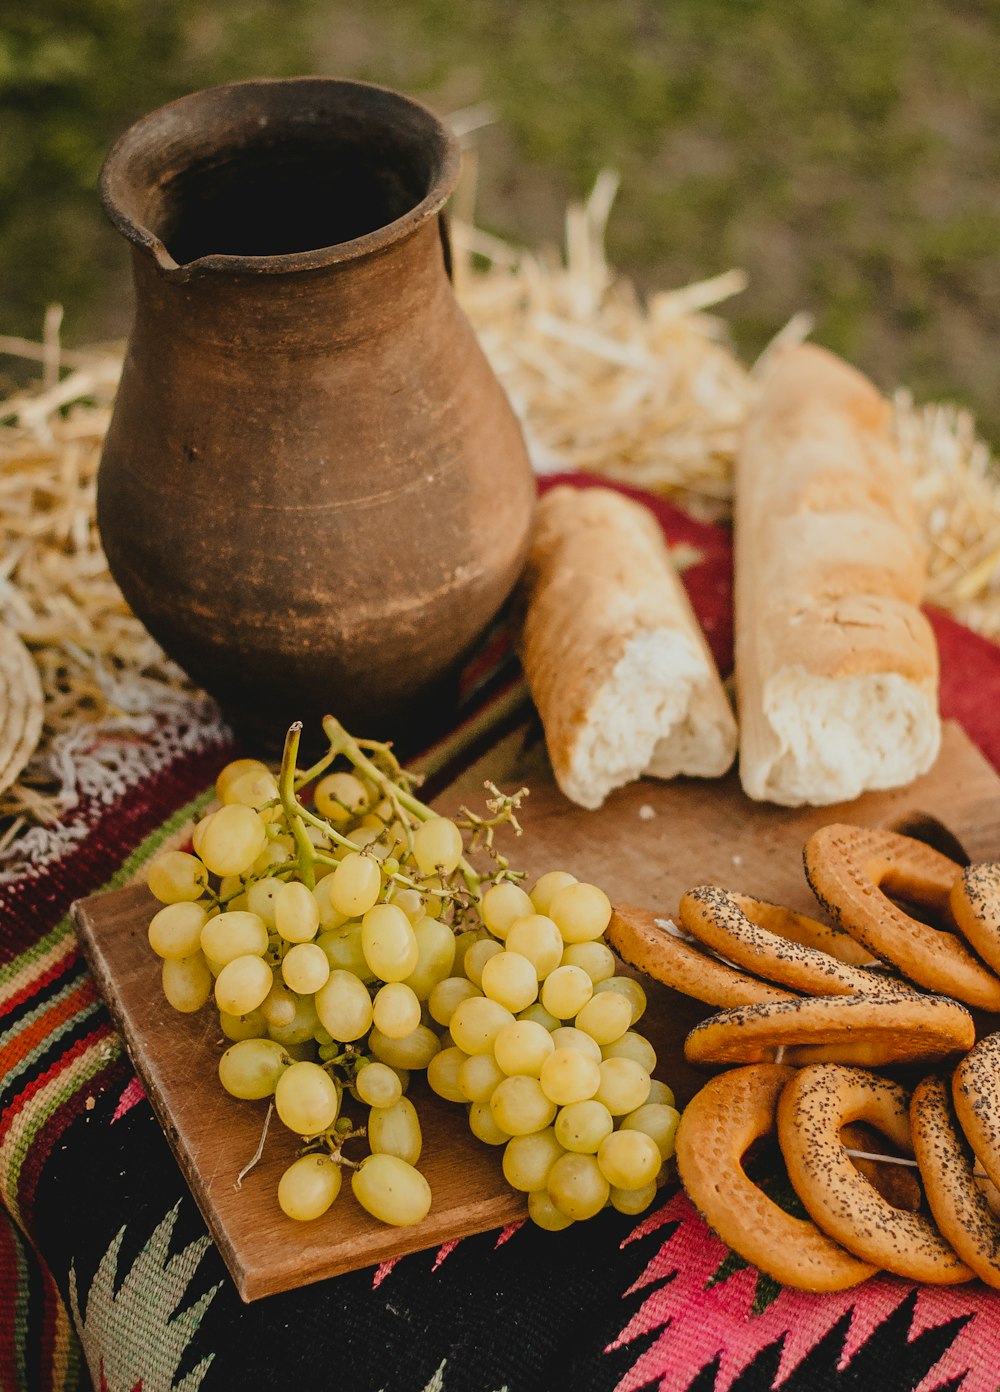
[684,993,974,1069]
[679,886,913,998]
[607,905,794,1008]
[804,824,1000,1011]
[949,864,1000,975]
[953,1032,1000,1191]
[778,1065,972,1284]
[675,1063,877,1292]
[912,1073,1000,1289]
[732,894,875,967]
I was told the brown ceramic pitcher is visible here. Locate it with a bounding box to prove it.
[97,77,535,747]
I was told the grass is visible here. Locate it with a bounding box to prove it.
[3,0,1000,441]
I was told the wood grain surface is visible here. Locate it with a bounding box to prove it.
[72,721,1000,1301]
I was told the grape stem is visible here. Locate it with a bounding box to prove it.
[235,1101,273,1189]
[322,715,481,893]
[279,724,317,890]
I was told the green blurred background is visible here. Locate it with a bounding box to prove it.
[3,1,999,439]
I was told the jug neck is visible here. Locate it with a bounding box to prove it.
[126,214,453,349]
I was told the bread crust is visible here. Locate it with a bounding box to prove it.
[735,343,940,805]
[517,485,736,807]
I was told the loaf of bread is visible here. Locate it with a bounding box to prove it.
[517,485,737,809]
[735,343,940,806]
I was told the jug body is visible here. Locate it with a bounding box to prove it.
[97,77,535,745]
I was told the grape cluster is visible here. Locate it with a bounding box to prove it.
[145,716,680,1231]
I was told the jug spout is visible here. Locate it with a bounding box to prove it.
[99,76,460,282]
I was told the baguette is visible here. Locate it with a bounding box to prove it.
[517,485,737,809]
[735,343,940,806]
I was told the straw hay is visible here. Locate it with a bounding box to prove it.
[1,177,999,843]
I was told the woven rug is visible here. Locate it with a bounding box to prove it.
[3,474,1000,1392]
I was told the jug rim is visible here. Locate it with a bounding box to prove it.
[99,76,461,278]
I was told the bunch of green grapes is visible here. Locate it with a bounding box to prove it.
[144,716,680,1231]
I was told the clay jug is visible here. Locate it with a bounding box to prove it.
[97,77,535,748]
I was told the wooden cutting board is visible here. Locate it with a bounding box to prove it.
[72,721,1000,1302]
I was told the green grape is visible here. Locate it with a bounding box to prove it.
[198,804,268,877]
[518,1002,561,1032]
[595,1057,651,1116]
[372,982,422,1040]
[147,851,209,905]
[452,929,488,977]
[354,1060,403,1108]
[315,969,374,1042]
[602,1030,657,1073]
[412,816,464,876]
[528,1188,574,1231]
[281,1039,317,1062]
[505,914,564,979]
[463,938,503,988]
[330,853,383,917]
[493,1020,554,1077]
[426,1046,468,1103]
[215,757,269,803]
[502,1127,565,1192]
[390,887,427,924]
[148,901,209,960]
[560,941,616,984]
[261,978,298,1029]
[274,1061,340,1136]
[620,1102,681,1160]
[246,876,284,928]
[275,881,321,944]
[539,1047,601,1106]
[278,1153,342,1221]
[547,1152,609,1221]
[190,812,213,859]
[367,1096,422,1165]
[351,1153,431,1226]
[200,909,268,966]
[529,870,577,916]
[540,965,593,1020]
[610,1182,658,1216]
[549,881,612,944]
[428,976,482,1027]
[368,1024,441,1070]
[315,771,371,822]
[468,1100,510,1146]
[597,1129,662,1189]
[449,996,515,1055]
[575,991,632,1045]
[252,838,294,875]
[481,882,534,940]
[220,1007,268,1041]
[361,904,419,982]
[281,943,331,995]
[593,975,647,1025]
[161,952,212,1012]
[266,992,320,1046]
[214,954,273,1015]
[480,950,538,1014]
[458,1051,505,1104]
[490,1075,557,1136]
[312,876,350,931]
[218,1038,289,1100]
[316,923,370,979]
[550,1027,602,1062]
[403,917,456,1000]
[647,1079,676,1108]
[221,765,279,812]
[554,1099,615,1154]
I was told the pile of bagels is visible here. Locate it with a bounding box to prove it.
[609,821,1000,1292]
